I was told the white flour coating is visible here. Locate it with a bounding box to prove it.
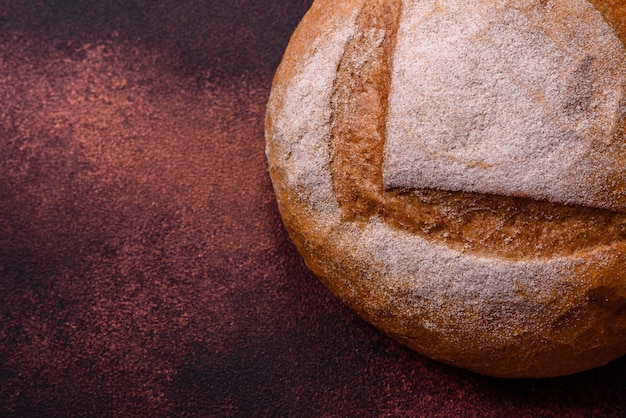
[347,218,583,343]
[268,16,359,224]
[384,0,626,210]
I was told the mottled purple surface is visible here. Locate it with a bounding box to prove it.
[0,1,625,416]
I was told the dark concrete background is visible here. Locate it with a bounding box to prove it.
[1,1,625,416]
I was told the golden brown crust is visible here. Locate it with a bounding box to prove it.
[589,0,626,42]
[266,0,626,378]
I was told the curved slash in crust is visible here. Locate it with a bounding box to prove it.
[329,0,626,260]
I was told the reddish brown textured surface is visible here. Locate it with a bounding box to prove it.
[1,1,626,416]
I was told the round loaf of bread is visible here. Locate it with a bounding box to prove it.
[265,0,626,377]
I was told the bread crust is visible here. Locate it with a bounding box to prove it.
[266,0,626,377]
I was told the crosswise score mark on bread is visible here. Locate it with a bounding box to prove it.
[331,0,626,259]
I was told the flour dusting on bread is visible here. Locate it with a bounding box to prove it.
[384,0,626,210]
[268,13,359,223]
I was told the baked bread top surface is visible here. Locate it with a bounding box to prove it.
[265,0,626,376]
